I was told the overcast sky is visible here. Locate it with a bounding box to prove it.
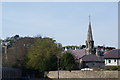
[1,2,118,48]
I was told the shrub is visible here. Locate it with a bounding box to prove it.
[104,66,120,71]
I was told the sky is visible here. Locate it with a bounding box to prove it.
[1,2,118,48]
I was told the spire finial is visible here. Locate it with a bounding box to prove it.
[89,15,91,23]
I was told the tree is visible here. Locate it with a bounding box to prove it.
[46,54,58,71]
[2,37,36,68]
[105,47,116,50]
[61,52,78,71]
[25,37,62,72]
[81,45,86,49]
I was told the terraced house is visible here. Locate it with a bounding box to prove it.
[104,49,120,67]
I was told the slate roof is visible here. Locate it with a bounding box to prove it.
[67,49,86,59]
[81,54,104,62]
[104,49,120,59]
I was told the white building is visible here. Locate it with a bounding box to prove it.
[104,49,120,66]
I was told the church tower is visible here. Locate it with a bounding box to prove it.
[86,16,95,55]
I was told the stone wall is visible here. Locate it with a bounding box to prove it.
[47,70,119,78]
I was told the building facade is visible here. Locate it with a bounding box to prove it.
[104,49,120,66]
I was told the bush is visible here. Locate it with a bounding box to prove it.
[104,66,120,71]
[60,52,79,71]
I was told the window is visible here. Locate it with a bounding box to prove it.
[114,59,116,62]
[109,60,111,63]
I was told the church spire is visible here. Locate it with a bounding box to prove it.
[87,15,93,41]
[86,15,95,55]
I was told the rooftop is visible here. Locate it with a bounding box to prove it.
[104,49,120,59]
[81,54,104,62]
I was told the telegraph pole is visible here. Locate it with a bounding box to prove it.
[57,56,59,79]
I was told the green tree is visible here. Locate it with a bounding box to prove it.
[25,37,62,72]
[46,54,58,71]
[61,52,78,71]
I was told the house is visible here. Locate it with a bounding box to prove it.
[69,49,86,60]
[104,49,120,67]
[79,54,104,69]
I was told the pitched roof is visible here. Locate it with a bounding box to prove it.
[67,49,86,59]
[104,49,120,59]
[81,54,104,62]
